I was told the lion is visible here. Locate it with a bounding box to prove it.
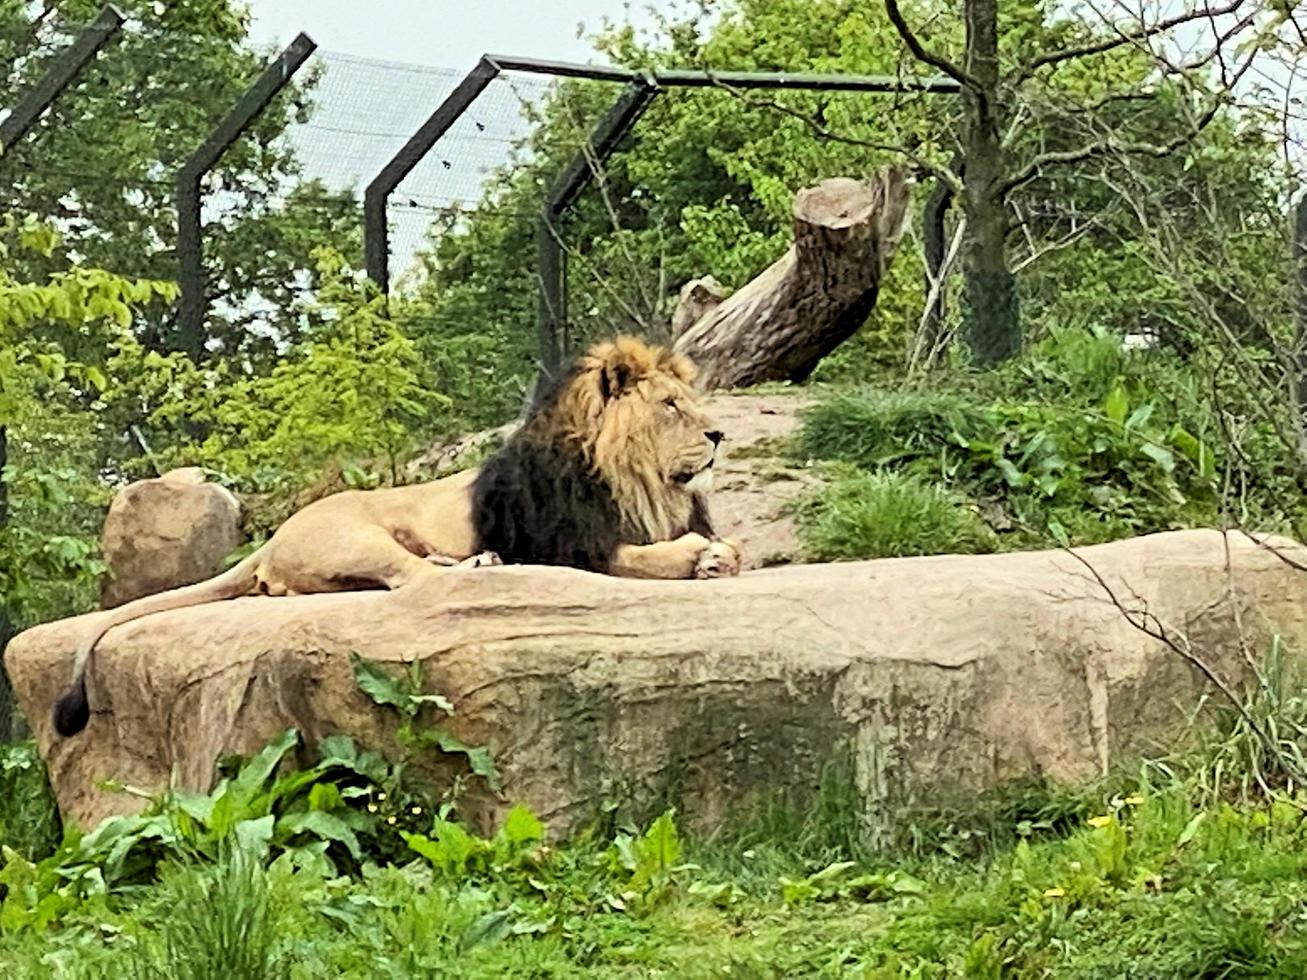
[53,336,742,737]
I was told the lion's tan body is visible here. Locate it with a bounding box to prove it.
[53,337,742,736]
[251,468,482,596]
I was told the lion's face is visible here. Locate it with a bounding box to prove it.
[538,336,723,542]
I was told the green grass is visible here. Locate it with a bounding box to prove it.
[793,468,996,560]
[7,644,1307,978]
[789,328,1260,558]
[9,782,1307,977]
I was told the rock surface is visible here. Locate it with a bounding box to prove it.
[100,467,244,609]
[9,530,1307,835]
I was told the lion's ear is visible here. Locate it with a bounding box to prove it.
[598,359,632,402]
[659,350,697,385]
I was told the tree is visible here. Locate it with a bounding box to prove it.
[0,0,360,362]
[880,0,1300,366]
[411,0,1294,400]
[0,213,176,737]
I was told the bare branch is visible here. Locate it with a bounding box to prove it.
[908,215,966,374]
[1061,543,1284,762]
[883,0,982,93]
[1011,209,1109,274]
[711,81,962,192]
[1017,0,1247,81]
[1001,46,1257,197]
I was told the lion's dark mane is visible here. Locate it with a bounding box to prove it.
[470,367,713,572]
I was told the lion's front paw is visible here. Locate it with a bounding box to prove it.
[456,551,503,569]
[695,538,742,579]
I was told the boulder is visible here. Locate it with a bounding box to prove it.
[8,529,1307,835]
[100,467,244,609]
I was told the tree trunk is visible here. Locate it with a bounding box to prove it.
[0,424,19,741]
[911,172,957,371]
[1293,195,1307,466]
[960,0,1020,366]
[673,167,910,391]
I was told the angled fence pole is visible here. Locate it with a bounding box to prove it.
[0,4,124,153]
[174,32,316,360]
[364,57,501,294]
[537,78,657,375]
[0,3,124,741]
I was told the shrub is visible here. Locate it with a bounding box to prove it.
[797,388,988,471]
[0,742,60,861]
[794,470,995,560]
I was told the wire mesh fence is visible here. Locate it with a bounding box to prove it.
[3,6,977,397]
[286,50,553,284]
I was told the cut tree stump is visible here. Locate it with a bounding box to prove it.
[673,167,910,391]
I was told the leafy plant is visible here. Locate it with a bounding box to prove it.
[0,728,408,933]
[349,651,501,793]
[0,742,61,861]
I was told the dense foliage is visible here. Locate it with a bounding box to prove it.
[3,0,1307,972]
[3,643,1307,975]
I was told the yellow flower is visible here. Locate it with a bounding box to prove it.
[387,816,396,825]
[378,792,387,802]
[1124,795,1144,806]
[367,803,378,814]
[1087,815,1113,828]
[1043,887,1065,898]
[411,806,423,816]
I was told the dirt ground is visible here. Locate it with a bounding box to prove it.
[699,391,817,569]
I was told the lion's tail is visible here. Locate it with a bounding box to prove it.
[52,546,268,738]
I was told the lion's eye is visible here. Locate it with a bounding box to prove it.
[664,398,678,413]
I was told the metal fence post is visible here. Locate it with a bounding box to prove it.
[363,57,501,295]
[174,32,316,360]
[0,3,124,741]
[537,79,657,374]
[0,5,124,152]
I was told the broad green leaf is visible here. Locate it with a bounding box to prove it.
[461,906,518,950]
[349,652,411,714]
[234,816,275,858]
[421,728,502,792]
[277,811,362,861]
[500,804,544,847]
[229,728,300,806]
[1104,382,1128,425]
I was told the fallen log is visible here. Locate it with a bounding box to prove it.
[673,167,910,390]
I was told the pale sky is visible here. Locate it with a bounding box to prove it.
[244,0,669,69]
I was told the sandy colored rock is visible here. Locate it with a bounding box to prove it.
[9,530,1307,836]
[100,467,244,609]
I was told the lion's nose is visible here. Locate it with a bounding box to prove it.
[706,430,723,447]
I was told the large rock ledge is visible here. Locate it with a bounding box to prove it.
[8,529,1307,835]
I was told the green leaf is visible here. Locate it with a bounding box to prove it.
[1177,811,1206,846]
[461,906,518,950]
[500,805,544,847]
[421,728,502,793]
[1140,443,1175,473]
[307,783,344,812]
[349,652,411,715]
[1104,382,1129,425]
[277,810,362,861]
[234,816,275,858]
[410,693,456,715]
[994,457,1025,488]
[228,728,300,806]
